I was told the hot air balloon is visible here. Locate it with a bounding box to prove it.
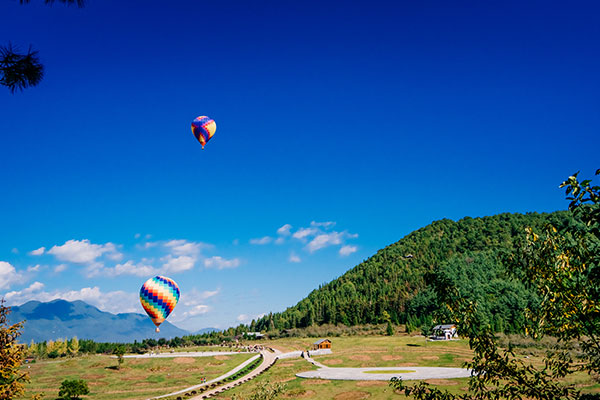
[191,116,217,149]
[140,276,180,333]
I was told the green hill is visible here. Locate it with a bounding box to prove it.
[253,211,572,334]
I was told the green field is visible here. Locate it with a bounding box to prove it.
[19,353,254,400]
[19,335,600,400]
[213,335,600,399]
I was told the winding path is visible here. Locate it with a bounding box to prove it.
[187,349,278,400]
[149,352,261,400]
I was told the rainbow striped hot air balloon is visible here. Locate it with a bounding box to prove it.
[191,116,217,149]
[140,276,180,333]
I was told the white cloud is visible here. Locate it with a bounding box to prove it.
[106,251,124,261]
[0,261,23,290]
[140,241,158,250]
[4,284,138,314]
[181,305,210,318]
[289,252,301,263]
[249,236,272,245]
[237,314,250,322]
[54,264,68,273]
[11,248,19,254]
[29,247,45,256]
[292,227,318,241]
[200,289,220,299]
[204,256,240,270]
[134,233,141,239]
[274,237,285,245]
[311,221,336,228]
[339,245,358,256]
[236,312,266,323]
[164,239,210,256]
[4,281,45,300]
[162,255,196,273]
[104,260,157,277]
[277,224,292,236]
[47,239,122,264]
[290,223,359,254]
[182,288,220,306]
[27,264,42,272]
[307,232,344,253]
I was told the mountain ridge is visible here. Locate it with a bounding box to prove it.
[7,299,209,343]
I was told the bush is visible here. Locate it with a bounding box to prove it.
[58,379,89,400]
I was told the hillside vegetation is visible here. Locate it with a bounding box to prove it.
[253,211,572,334]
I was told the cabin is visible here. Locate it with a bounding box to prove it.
[244,332,265,339]
[431,324,457,340]
[312,339,332,350]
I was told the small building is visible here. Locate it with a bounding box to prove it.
[244,332,265,339]
[431,324,457,340]
[312,339,332,350]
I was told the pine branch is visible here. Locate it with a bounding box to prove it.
[0,44,44,93]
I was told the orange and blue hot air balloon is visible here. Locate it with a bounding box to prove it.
[191,116,217,149]
[140,276,180,333]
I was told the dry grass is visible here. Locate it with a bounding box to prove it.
[212,335,600,400]
[19,353,254,400]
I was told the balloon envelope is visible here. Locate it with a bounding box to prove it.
[191,116,216,149]
[140,276,180,329]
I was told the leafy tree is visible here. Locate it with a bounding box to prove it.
[68,336,79,356]
[56,338,68,356]
[386,321,395,336]
[390,168,600,400]
[58,379,89,400]
[113,346,125,370]
[0,299,42,399]
[2,0,83,92]
[46,338,67,358]
[27,339,37,358]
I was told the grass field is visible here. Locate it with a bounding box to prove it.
[19,352,254,400]
[18,335,600,400]
[213,335,600,399]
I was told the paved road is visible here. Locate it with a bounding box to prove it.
[296,366,472,381]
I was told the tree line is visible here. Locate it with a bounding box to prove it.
[250,211,572,335]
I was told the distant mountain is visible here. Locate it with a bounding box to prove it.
[191,327,219,335]
[7,299,191,343]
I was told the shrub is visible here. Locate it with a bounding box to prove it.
[58,379,89,400]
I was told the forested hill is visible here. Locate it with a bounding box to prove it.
[253,211,571,334]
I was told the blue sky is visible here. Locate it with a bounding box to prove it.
[1,0,599,331]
